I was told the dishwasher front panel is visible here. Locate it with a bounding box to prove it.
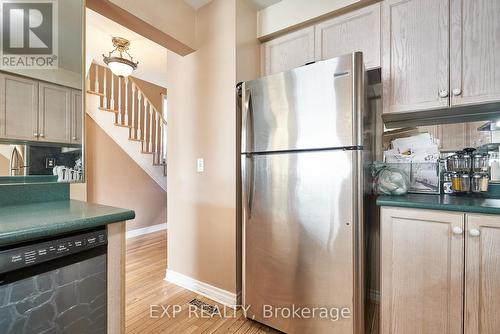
[0,246,107,334]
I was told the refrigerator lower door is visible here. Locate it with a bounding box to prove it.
[242,150,357,334]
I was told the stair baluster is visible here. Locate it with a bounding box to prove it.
[87,63,168,170]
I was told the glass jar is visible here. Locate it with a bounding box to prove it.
[473,153,489,173]
[462,149,474,172]
[461,173,471,192]
[451,173,462,192]
[480,173,489,192]
[472,173,482,193]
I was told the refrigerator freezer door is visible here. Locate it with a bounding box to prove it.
[242,150,356,333]
[241,53,363,153]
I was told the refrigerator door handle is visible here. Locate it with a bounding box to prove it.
[241,85,253,153]
[242,154,255,220]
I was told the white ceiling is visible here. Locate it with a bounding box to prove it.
[86,9,168,88]
[183,0,281,10]
[183,0,212,9]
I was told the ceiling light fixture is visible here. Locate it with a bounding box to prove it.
[103,37,138,77]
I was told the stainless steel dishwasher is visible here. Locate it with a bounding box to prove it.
[0,228,107,334]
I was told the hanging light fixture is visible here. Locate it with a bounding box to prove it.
[103,37,138,77]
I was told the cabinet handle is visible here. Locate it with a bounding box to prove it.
[33,132,39,138]
[452,226,463,235]
[469,229,481,237]
[439,90,449,98]
[452,88,462,96]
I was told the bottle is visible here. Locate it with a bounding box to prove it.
[443,172,453,194]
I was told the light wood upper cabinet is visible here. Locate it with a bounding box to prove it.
[382,0,450,114]
[0,73,38,141]
[465,213,500,334]
[71,90,83,144]
[450,0,500,106]
[262,26,315,76]
[381,207,464,334]
[38,82,72,143]
[315,3,381,69]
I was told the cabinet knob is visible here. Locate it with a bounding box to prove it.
[469,229,481,237]
[439,90,449,98]
[33,133,39,138]
[452,226,463,235]
[39,133,45,138]
[452,88,462,96]
[72,136,77,140]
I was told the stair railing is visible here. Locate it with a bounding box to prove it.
[87,62,167,167]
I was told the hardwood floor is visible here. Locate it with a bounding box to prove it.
[125,231,278,333]
[125,231,379,334]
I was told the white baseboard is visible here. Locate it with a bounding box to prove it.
[165,269,238,308]
[126,223,167,239]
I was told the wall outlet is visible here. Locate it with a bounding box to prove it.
[45,158,56,168]
[197,158,204,172]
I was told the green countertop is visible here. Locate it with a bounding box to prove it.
[377,193,500,215]
[0,200,135,247]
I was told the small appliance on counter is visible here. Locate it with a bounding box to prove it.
[443,148,490,194]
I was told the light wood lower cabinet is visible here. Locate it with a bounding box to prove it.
[465,213,500,334]
[382,208,500,334]
[381,207,464,334]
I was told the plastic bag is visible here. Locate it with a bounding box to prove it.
[371,162,410,195]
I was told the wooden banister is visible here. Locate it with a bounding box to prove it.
[86,62,167,166]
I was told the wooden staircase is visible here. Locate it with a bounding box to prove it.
[87,63,167,178]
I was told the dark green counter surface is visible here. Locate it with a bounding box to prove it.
[0,200,135,247]
[377,193,500,215]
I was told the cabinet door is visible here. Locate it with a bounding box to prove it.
[381,207,464,334]
[450,0,500,106]
[38,82,71,143]
[382,0,450,113]
[0,73,38,141]
[465,214,500,334]
[71,90,83,144]
[315,3,381,69]
[439,123,467,152]
[261,26,315,76]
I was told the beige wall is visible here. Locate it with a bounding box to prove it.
[167,0,260,294]
[109,0,196,49]
[132,77,167,112]
[0,155,8,176]
[257,0,377,38]
[86,115,167,232]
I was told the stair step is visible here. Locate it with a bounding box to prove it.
[141,151,154,154]
[99,107,119,114]
[129,138,143,142]
[114,123,133,128]
[87,90,105,97]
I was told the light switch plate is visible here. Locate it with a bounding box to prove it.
[197,158,204,172]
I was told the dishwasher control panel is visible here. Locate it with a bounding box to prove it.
[0,229,107,274]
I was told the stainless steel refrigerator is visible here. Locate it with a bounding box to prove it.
[240,52,373,334]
